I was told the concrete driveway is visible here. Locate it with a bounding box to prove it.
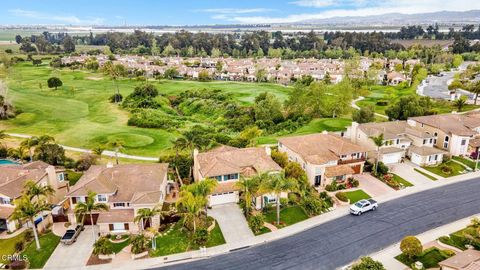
[390,162,436,186]
[208,204,254,245]
[356,173,394,197]
[44,226,95,269]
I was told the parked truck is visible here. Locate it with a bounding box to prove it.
[349,199,378,215]
[60,225,83,245]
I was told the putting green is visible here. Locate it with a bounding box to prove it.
[106,133,155,148]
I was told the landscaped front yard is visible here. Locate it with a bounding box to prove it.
[22,232,61,269]
[414,168,438,180]
[452,156,477,170]
[343,190,371,204]
[422,161,466,178]
[150,218,225,257]
[395,247,454,269]
[264,205,309,227]
[391,174,413,187]
[0,232,26,264]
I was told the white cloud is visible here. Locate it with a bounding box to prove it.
[289,0,335,8]
[196,8,274,14]
[227,0,480,24]
[8,8,105,25]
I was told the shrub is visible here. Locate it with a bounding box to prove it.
[301,196,325,216]
[441,165,453,174]
[130,234,150,254]
[92,237,114,255]
[375,162,389,176]
[0,145,7,158]
[280,197,289,207]
[348,177,360,188]
[15,241,25,252]
[23,230,33,242]
[335,192,348,202]
[271,150,288,168]
[193,228,209,246]
[325,181,338,192]
[9,260,27,270]
[109,93,123,103]
[47,77,63,90]
[364,160,374,172]
[337,183,346,190]
[351,257,386,270]
[128,109,181,129]
[376,100,389,106]
[248,213,265,234]
[400,236,422,259]
[75,153,98,171]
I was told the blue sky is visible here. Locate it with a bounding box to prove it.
[0,0,478,25]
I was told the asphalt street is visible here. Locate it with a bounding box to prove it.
[158,177,480,270]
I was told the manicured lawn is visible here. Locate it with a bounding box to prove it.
[1,62,292,156]
[22,232,61,269]
[111,237,131,254]
[439,226,479,251]
[395,247,454,268]
[264,205,309,227]
[391,174,414,187]
[452,156,477,170]
[254,226,272,236]
[414,168,438,181]
[206,222,226,247]
[422,161,466,178]
[0,232,26,264]
[257,117,352,145]
[343,190,371,204]
[151,218,225,257]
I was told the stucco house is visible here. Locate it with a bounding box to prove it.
[348,121,446,166]
[277,133,367,189]
[193,145,282,208]
[0,161,67,233]
[438,249,480,270]
[65,163,170,235]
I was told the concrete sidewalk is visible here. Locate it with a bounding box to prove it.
[368,214,479,270]
[84,170,480,270]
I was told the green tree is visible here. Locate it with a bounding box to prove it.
[175,190,206,233]
[12,195,50,250]
[235,175,262,218]
[198,70,211,82]
[254,92,284,125]
[62,35,76,53]
[259,172,297,225]
[134,206,162,232]
[385,96,433,120]
[271,150,288,168]
[23,180,55,201]
[400,236,423,259]
[74,191,109,240]
[0,130,8,144]
[453,96,468,112]
[108,140,124,165]
[369,134,385,175]
[47,77,63,90]
[130,234,150,254]
[92,237,113,255]
[351,257,386,270]
[352,106,375,123]
[467,81,480,105]
[34,143,66,165]
[164,67,179,79]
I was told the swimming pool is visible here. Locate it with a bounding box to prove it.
[0,159,19,165]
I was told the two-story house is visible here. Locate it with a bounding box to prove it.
[277,133,367,189]
[65,163,169,235]
[348,121,446,166]
[193,145,282,207]
[0,161,67,233]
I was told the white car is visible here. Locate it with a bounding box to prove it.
[350,199,378,215]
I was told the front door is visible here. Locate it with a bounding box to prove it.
[314,175,322,186]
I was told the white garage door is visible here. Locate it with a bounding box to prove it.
[410,153,423,165]
[382,152,403,164]
[209,192,238,206]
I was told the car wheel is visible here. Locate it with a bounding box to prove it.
[358,211,362,216]
[372,206,377,211]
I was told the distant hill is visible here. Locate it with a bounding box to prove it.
[300,10,480,26]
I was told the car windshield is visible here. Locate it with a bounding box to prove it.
[354,202,363,208]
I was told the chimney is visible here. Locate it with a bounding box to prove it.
[265,146,272,156]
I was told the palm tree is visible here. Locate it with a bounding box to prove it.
[183,178,217,218]
[20,137,40,162]
[259,172,297,225]
[74,191,109,240]
[453,96,467,112]
[91,146,104,159]
[23,180,55,201]
[175,190,206,233]
[468,81,480,105]
[134,206,162,232]
[37,135,55,146]
[12,195,50,250]
[171,137,192,185]
[369,134,385,175]
[235,175,262,219]
[108,140,124,165]
[0,130,8,143]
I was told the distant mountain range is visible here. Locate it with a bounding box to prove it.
[300,10,480,26]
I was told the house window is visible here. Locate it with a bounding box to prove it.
[444,136,449,149]
[429,138,433,144]
[423,139,427,145]
[113,202,126,208]
[57,173,65,182]
[461,139,467,146]
[224,174,239,181]
[341,155,347,159]
[434,132,438,144]
[112,223,126,231]
[0,197,11,205]
[214,176,222,182]
[97,194,107,202]
[396,139,400,144]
